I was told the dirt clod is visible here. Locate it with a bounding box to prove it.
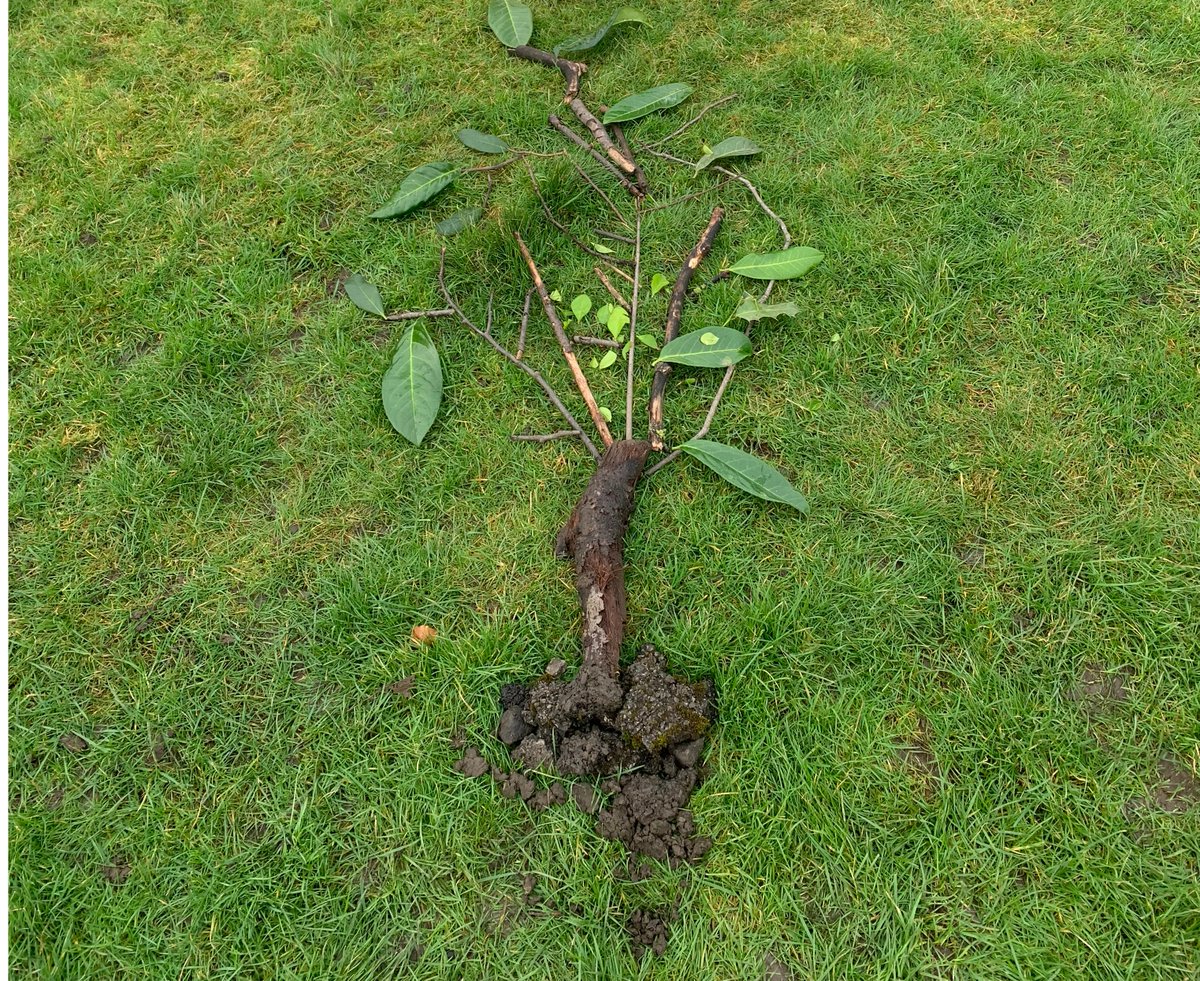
[482,645,715,868]
[626,907,675,960]
[454,747,488,778]
[102,857,131,885]
[1151,757,1199,814]
[59,733,88,754]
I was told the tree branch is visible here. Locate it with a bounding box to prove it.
[512,429,579,444]
[647,206,724,451]
[437,248,599,463]
[647,94,739,148]
[514,232,614,447]
[382,308,456,321]
[626,205,642,440]
[549,115,644,199]
[593,265,630,311]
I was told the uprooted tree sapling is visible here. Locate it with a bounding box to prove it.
[347,0,825,956]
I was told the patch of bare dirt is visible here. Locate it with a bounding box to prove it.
[1066,663,1131,710]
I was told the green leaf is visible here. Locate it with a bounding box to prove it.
[487,0,533,47]
[733,294,800,323]
[598,350,618,369]
[456,128,508,154]
[606,306,629,338]
[382,323,443,446]
[591,241,615,254]
[435,207,483,236]
[729,246,824,280]
[595,303,613,326]
[650,273,670,296]
[571,294,592,321]
[694,136,761,172]
[598,406,613,423]
[345,273,385,317]
[550,289,563,302]
[654,326,752,368]
[370,162,458,219]
[679,439,808,512]
[636,333,659,348]
[553,7,649,55]
[602,83,693,124]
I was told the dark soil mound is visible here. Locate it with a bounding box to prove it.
[465,644,715,867]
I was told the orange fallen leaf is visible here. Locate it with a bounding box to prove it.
[411,625,437,645]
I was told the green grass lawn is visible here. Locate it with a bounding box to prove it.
[9,0,1200,976]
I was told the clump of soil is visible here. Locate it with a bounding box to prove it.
[461,644,715,867]
[625,906,676,960]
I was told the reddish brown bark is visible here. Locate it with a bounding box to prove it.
[555,439,650,679]
[647,206,725,450]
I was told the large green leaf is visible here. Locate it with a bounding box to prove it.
[553,7,648,55]
[654,326,751,368]
[382,323,443,445]
[370,162,458,219]
[733,294,800,323]
[345,273,385,317]
[679,439,808,513]
[729,247,823,280]
[694,136,761,172]
[487,0,533,47]
[456,128,508,154]
[436,207,483,236]
[602,83,693,124]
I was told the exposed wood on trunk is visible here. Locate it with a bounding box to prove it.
[647,206,724,451]
[555,439,650,679]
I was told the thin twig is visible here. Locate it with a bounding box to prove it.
[593,266,630,311]
[594,229,635,245]
[570,159,629,229]
[437,249,598,462]
[548,115,644,198]
[517,289,532,360]
[643,178,735,215]
[648,94,739,148]
[382,308,456,321]
[607,265,635,286]
[609,121,648,196]
[625,204,642,440]
[514,232,614,447]
[512,429,579,444]
[485,292,494,335]
[647,206,725,451]
[465,156,521,175]
[574,335,620,349]
[523,158,634,267]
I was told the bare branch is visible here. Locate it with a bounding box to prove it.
[647,206,725,451]
[643,178,734,215]
[523,158,634,267]
[626,205,642,440]
[382,308,456,321]
[574,335,620,349]
[437,248,599,463]
[594,229,635,245]
[548,115,644,199]
[593,266,630,311]
[607,265,636,287]
[608,120,648,195]
[638,143,795,473]
[485,292,494,335]
[517,288,532,360]
[514,232,614,447]
[648,94,739,148]
[512,429,579,444]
